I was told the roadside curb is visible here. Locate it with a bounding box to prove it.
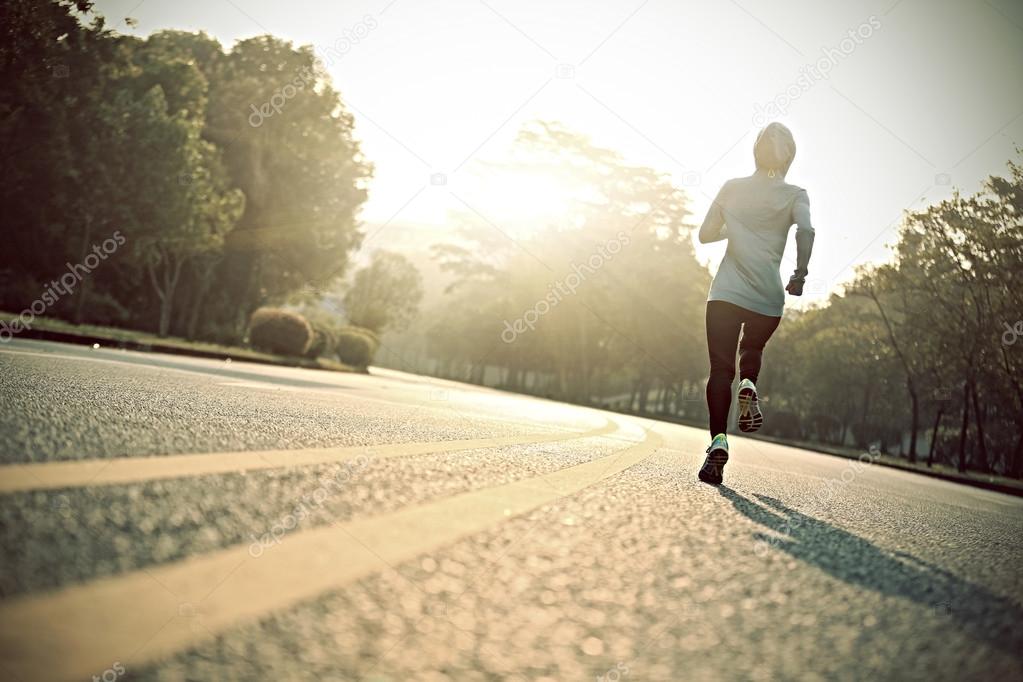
[7,327,359,374]
[600,407,1023,498]
[745,433,1023,498]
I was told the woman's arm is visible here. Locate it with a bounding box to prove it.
[698,183,730,243]
[786,189,815,295]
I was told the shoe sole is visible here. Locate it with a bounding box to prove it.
[698,448,729,485]
[737,386,763,433]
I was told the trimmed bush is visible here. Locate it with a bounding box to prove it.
[304,321,338,359]
[303,327,326,359]
[348,325,379,346]
[340,325,380,351]
[335,326,378,369]
[248,308,313,357]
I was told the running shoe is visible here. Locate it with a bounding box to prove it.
[737,378,763,433]
[698,433,729,485]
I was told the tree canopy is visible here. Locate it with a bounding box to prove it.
[0,0,371,340]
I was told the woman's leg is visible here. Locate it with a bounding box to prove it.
[737,310,782,383]
[705,301,743,437]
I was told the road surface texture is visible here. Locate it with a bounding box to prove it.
[0,338,1020,681]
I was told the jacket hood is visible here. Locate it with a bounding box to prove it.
[754,122,796,176]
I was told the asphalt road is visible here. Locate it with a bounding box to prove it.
[0,338,1020,681]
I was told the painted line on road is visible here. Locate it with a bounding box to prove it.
[0,426,661,682]
[0,421,621,494]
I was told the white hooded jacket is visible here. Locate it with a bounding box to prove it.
[698,122,815,317]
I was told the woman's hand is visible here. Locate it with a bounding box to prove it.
[785,273,805,296]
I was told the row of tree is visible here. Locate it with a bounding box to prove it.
[385,122,1021,477]
[2,0,372,341]
[415,122,712,412]
[764,157,1023,476]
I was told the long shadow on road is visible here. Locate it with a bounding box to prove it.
[716,486,1021,659]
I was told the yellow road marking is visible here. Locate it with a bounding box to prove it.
[0,421,618,494]
[0,427,660,682]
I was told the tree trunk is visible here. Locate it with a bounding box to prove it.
[857,382,873,448]
[969,382,989,473]
[233,256,262,341]
[957,382,971,473]
[576,314,590,403]
[71,219,94,324]
[184,259,219,339]
[927,407,944,467]
[907,389,919,464]
[866,286,919,463]
[158,300,172,337]
[1010,429,1023,479]
[149,255,183,338]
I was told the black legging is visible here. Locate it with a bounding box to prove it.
[705,300,781,436]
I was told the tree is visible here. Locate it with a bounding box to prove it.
[0,0,125,316]
[190,35,373,336]
[343,252,424,334]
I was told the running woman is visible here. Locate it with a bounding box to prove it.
[696,122,815,485]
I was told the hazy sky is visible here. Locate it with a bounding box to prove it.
[94,0,1023,303]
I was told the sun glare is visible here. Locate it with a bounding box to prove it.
[459,167,582,235]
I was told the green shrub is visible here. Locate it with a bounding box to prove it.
[335,326,378,368]
[248,308,313,357]
[303,321,338,359]
[357,327,380,348]
[341,325,379,349]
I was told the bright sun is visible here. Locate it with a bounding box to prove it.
[458,166,582,238]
